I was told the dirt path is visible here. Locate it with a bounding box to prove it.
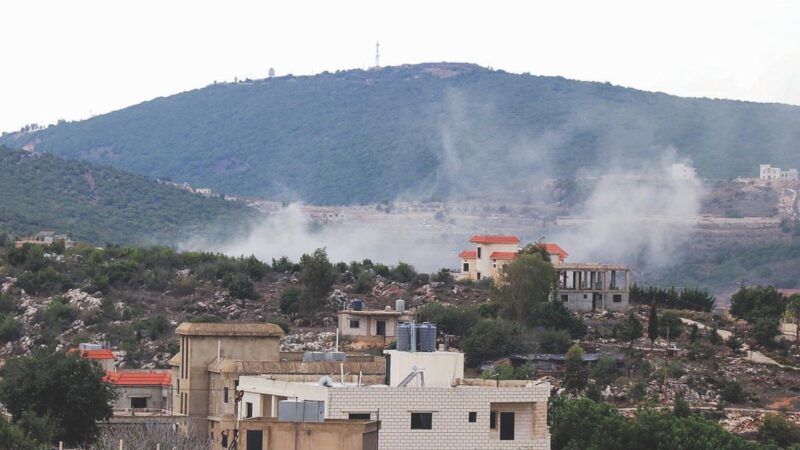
[680,318,798,369]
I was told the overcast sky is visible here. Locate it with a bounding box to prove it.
[1,0,799,132]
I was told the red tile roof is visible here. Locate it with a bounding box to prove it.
[469,235,520,245]
[459,250,477,259]
[490,251,517,260]
[69,348,115,360]
[544,243,568,259]
[104,371,172,386]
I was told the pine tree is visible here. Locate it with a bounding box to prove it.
[648,303,659,350]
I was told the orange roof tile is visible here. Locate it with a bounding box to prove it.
[490,251,517,260]
[469,235,520,244]
[69,348,115,360]
[544,243,568,259]
[459,250,477,259]
[104,371,172,386]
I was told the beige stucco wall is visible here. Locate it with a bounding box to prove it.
[238,418,379,450]
[474,243,519,281]
[112,385,171,410]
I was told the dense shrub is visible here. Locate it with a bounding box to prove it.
[462,319,526,366]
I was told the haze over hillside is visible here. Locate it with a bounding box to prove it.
[3,62,800,205]
[0,146,257,245]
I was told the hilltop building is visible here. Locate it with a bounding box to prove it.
[168,322,386,449]
[104,371,173,411]
[760,164,799,181]
[458,235,630,311]
[15,231,74,249]
[238,346,551,450]
[458,235,568,281]
[337,299,414,347]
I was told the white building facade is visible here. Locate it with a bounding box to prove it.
[760,164,799,181]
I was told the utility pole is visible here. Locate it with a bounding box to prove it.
[375,41,380,68]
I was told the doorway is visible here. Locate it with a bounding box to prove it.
[500,412,515,440]
[246,430,263,450]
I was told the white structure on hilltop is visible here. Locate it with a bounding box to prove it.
[671,163,696,180]
[238,349,551,450]
[760,164,799,181]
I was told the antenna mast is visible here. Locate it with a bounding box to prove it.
[375,41,380,68]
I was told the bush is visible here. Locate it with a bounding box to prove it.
[537,329,572,353]
[720,380,746,403]
[590,355,618,388]
[0,314,23,342]
[279,286,302,316]
[462,319,525,366]
[171,276,197,296]
[752,317,780,348]
[431,268,454,286]
[16,267,72,296]
[390,262,417,283]
[529,301,586,339]
[353,271,375,294]
[222,272,259,301]
[757,413,799,447]
[417,303,479,337]
[265,317,290,334]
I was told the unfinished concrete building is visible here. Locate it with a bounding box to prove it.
[554,263,631,312]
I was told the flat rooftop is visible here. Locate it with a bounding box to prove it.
[338,309,410,316]
[553,263,629,271]
[175,322,285,337]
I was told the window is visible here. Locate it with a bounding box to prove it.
[463,262,470,272]
[476,272,482,281]
[410,412,432,430]
[130,397,148,409]
[224,387,229,403]
[221,432,228,448]
[468,412,477,423]
[477,247,482,258]
[349,413,371,420]
[246,402,253,418]
[561,294,568,303]
[613,294,622,303]
[492,262,497,268]
[349,319,360,329]
[490,411,497,429]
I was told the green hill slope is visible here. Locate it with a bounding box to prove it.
[0,146,256,245]
[3,63,800,204]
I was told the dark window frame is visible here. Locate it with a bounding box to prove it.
[613,294,622,303]
[490,411,497,429]
[468,412,477,423]
[410,412,433,430]
[224,387,229,403]
[130,397,148,409]
[349,319,360,328]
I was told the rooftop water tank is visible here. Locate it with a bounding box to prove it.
[418,322,437,352]
[351,299,363,311]
[395,299,405,311]
[396,322,412,351]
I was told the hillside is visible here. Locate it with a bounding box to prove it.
[0,146,256,245]
[3,63,800,204]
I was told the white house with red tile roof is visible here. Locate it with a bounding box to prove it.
[458,235,569,281]
[69,347,116,371]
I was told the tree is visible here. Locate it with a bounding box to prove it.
[720,380,746,403]
[617,312,643,348]
[564,343,588,393]
[298,249,335,314]
[0,351,116,446]
[279,286,301,316]
[757,413,799,447]
[0,417,38,450]
[751,317,779,348]
[673,392,691,418]
[222,272,259,301]
[493,253,556,325]
[461,319,525,366]
[730,286,785,322]
[590,355,618,388]
[529,301,587,339]
[688,323,699,343]
[726,334,744,354]
[417,303,479,337]
[786,294,800,344]
[658,312,683,344]
[648,304,659,350]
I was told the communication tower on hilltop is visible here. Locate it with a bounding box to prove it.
[375,41,380,68]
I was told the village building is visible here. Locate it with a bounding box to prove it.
[458,235,630,311]
[236,416,380,450]
[458,235,569,281]
[14,231,75,249]
[169,322,386,449]
[337,300,414,346]
[553,263,631,312]
[69,345,116,371]
[238,346,551,450]
[104,371,173,412]
[760,164,799,181]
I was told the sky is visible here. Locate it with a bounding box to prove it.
[1,0,799,133]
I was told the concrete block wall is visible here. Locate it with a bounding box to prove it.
[325,385,550,450]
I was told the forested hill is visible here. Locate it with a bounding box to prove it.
[3,63,800,204]
[0,146,256,245]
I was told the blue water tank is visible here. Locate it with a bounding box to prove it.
[396,322,411,351]
[351,299,363,311]
[418,322,437,352]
